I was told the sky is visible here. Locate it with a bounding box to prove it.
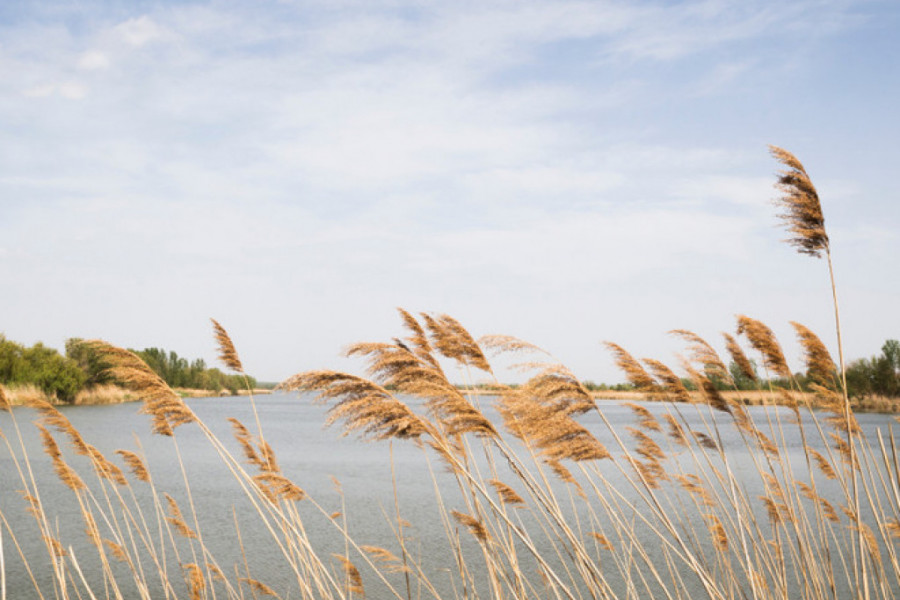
[1,0,898,385]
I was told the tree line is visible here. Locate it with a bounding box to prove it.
[1,332,897,404]
[0,334,256,403]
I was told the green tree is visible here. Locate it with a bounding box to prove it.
[846,339,900,398]
[23,343,86,402]
[132,347,256,394]
[0,335,28,383]
[0,336,85,402]
[65,338,115,386]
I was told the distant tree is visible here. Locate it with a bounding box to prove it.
[0,335,85,402]
[23,343,86,402]
[680,377,697,391]
[132,347,256,394]
[0,335,28,383]
[846,339,900,398]
[65,338,115,386]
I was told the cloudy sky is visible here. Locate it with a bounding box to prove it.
[1,0,897,384]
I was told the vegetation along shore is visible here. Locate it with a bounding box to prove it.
[0,332,272,406]
[1,333,897,409]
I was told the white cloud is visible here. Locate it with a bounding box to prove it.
[58,82,88,99]
[21,82,88,99]
[672,176,773,208]
[77,50,110,70]
[115,16,164,47]
[22,84,56,98]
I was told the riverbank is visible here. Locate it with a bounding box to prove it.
[0,383,273,406]
[588,389,900,412]
[174,387,274,398]
[4,383,897,413]
[459,387,900,413]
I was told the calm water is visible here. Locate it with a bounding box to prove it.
[1,394,898,599]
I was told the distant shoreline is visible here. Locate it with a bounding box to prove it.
[4,383,897,413]
[457,388,900,413]
[0,383,273,407]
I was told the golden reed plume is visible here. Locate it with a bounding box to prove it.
[770,145,829,258]
[280,371,429,441]
[604,342,657,392]
[670,330,730,383]
[488,479,526,506]
[36,423,86,491]
[240,577,278,597]
[451,510,491,544]
[519,365,595,415]
[211,318,244,373]
[722,333,756,383]
[345,338,497,438]
[164,493,197,539]
[790,321,837,387]
[421,313,492,373]
[333,555,365,597]
[360,546,411,574]
[735,316,792,380]
[79,340,194,435]
[115,450,151,483]
[184,563,205,600]
[498,388,609,463]
[641,359,691,404]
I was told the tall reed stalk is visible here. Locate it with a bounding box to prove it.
[770,145,863,599]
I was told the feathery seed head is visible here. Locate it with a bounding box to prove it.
[642,359,692,404]
[604,342,658,392]
[116,450,150,483]
[488,479,526,506]
[281,371,429,440]
[670,330,730,383]
[333,555,365,597]
[723,333,756,383]
[451,511,491,544]
[422,313,492,373]
[770,145,829,257]
[240,578,278,597]
[736,316,792,380]
[81,340,194,434]
[211,318,244,373]
[791,322,838,388]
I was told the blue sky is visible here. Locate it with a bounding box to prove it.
[1,0,897,384]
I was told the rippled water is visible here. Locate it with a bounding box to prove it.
[1,394,897,599]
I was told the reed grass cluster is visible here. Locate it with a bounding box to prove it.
[0,147,896,600]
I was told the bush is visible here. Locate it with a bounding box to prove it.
[846,339,900,398]
[0,335,85,402]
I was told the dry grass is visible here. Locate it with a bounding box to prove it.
[592,389,820,406]
[1,383,58,405]
[73,383,137,405]
[850,394,900,413]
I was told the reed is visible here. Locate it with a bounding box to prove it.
[0,148,896,600]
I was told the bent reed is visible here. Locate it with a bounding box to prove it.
[0,147,897,600]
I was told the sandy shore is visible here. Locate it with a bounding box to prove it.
[457,387,900,413]
[1,384,273,406]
